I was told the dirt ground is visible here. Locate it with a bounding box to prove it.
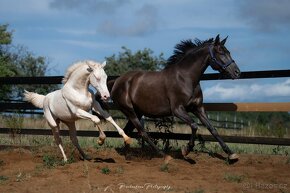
[0,146,289,193]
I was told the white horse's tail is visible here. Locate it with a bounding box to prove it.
[24,90,45,109]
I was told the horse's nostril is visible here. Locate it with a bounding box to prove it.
[235,69,241,77]
[103,95,110,100]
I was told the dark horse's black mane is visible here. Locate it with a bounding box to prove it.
[165,38,214,68]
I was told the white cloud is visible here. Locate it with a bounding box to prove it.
[237,0,290,32]
[55,28,96,36]
[49,0,130,14]
[59,39,113,49]
[203,79,290,102]
[97,4,158,37]
[0,0,51,15]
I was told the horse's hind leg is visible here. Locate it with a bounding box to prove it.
[172,105,198,157]
[65,122,92,161]
[121,108,172,163]
[44,108,68,162]
[123,120,135,136]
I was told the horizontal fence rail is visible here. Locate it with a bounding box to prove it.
[1,70,290,85]
[1,128,290,146]
[0,69,290,146]
[1,102,290,112]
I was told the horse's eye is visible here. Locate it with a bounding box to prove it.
[96,77,101,81]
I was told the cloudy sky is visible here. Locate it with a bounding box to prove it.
[0,0,290,102]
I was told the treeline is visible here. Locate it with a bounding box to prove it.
[0,24,166,100]
[0,24,56,100]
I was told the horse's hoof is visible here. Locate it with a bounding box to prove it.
[229,153,239,160]
[181,145,190,157]
[124,136,133,145]
[98,138,105,146]
[164,155,173,164]
[83,154,93,161]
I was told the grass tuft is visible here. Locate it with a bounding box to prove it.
[160,163,169,172]
[0,159,4,167]
[0,175,9,184]
[43,154,59,168]
[116,166,124,174]
[224,172,245,183]
[101,166,110,174]
[185,189,205,193]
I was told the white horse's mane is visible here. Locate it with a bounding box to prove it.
[62,60,100,84]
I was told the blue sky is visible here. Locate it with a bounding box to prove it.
[1,0,290,102]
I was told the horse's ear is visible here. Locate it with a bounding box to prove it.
[101,61,107,68]
[214,34,220,46]
[221,36,228,45]
[87,66,93,72]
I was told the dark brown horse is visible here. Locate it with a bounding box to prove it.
[110,35,240,162]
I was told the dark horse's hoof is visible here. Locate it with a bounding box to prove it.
[181,145,190,157]
[229,153,239,160]
[82,154,93,161]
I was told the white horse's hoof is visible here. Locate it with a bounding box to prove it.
[97,137,105,145]
[124,136,132,145]
[164,155,173,164]
[229,153,239,160]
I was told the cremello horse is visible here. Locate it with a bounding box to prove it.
[24,60,131,161]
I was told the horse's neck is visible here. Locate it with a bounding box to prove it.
[64,68,90,94]
[177,47,210,85]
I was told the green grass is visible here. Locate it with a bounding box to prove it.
[42,153,74,168]
[224,172,245,183]
[101,166,110,174]
[286,156,290,164]
[185,189,205,193]
[1,115,290,156]
[115,166,124,174]
[0,159,4,166]
[0,175,9,184]
[197,142,290,156]
[160,163,169,172]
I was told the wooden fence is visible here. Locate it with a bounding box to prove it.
[1,70,290,146]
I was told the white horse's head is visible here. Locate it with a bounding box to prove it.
[87,61,110,101]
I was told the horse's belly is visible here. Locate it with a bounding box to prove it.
[47,91,89,122]
[134,99,171,118]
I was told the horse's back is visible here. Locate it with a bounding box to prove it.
[111,70,172,117]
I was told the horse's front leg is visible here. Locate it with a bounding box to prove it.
[75,108,101,124]
[95,124,106,146]
[92,98,132,145]
[105,116,132,145]
[194,106,239,160]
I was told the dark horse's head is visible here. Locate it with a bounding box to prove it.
[208,35,240,79]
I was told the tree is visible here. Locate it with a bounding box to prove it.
[105,46,166,76]
[0,24,16,99]
[0,24,56,100]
